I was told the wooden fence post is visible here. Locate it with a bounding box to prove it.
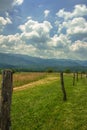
[0,70,13,130]
[0,91,1,129]
[60,72,67,101]
[73,73,75,86]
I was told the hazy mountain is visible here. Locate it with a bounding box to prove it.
[0,53,87,71]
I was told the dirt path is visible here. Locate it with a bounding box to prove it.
[13,76,58,91]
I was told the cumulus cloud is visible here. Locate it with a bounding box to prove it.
[56,4,87,44]
[0,17,87,60]
[57,17,87,36]
[54,4,87,59]
[0,16,12,32]
[0,34,36,55]
[44,10,50,18]
[0,19,53,56]
[19,19,52,49]
[19,19,52,33]
[0,17,12,25]
[0,4,87,60]
[50,34,71,49]
[13,0,24,6]
[69,40,87,59]
[70,40,87,52]
[56,4,87,20]
[67,17,87,36]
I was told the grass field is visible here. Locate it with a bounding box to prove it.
[13,72,46,87]
[0,72,46,89]
[10,73,87,130]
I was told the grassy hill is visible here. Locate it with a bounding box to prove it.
[11,73,87,130]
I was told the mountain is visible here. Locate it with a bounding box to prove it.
[0,52,87,72]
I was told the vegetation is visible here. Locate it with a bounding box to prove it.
[46,67,54,73]
[11,73,87,130]
[13,72,46,87]
[64,68,71,73]
[0,72,46,89]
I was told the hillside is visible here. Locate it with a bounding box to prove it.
[0,53,87,71]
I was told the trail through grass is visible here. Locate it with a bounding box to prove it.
[11,74,87,130]
[13,72,46,88]
[14,76,58,91]
[0,72,46,89]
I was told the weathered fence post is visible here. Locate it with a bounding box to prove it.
[0,91,1,129]
[73,73,75,86]
[60,72,67,101]
[0,70,13,130]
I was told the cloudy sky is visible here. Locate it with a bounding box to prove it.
[0,0,87,60]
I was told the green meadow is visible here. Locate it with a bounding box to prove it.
[10,73,87,130]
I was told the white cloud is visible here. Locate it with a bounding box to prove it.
[56,16,87,39]
[0,16,12,32]
[0,17,12,25]
[56,5,87,38]
[50,34,71,49]
[0,19,53,56]
[69,40,87,59]
[56,9,71,20]
[67,17,87,35]
[73,4,87,17]
[0,3,87,60]
[13,0,24,6]
[0,34,36,55]
[54,4,87,60]
[70,40,87,52]
[0,30,87,60]
[18,19,52,49]
[44,10,50,18]
[57,17,87,36]
[19,19,52,33]
[56,4,87,20]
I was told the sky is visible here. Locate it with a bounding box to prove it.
[0,0,87,60]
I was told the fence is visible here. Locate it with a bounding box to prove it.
[0,70,13,130]
[0,70,87,130]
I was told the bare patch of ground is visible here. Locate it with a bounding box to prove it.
[13,76,58,91]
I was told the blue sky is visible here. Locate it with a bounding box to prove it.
[0,0,87,60]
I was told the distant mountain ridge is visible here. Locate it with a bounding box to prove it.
[0,53,87,71]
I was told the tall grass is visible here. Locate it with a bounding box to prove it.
[13,72,47,87]
[11,73,87,130]
[0,72,46,89]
